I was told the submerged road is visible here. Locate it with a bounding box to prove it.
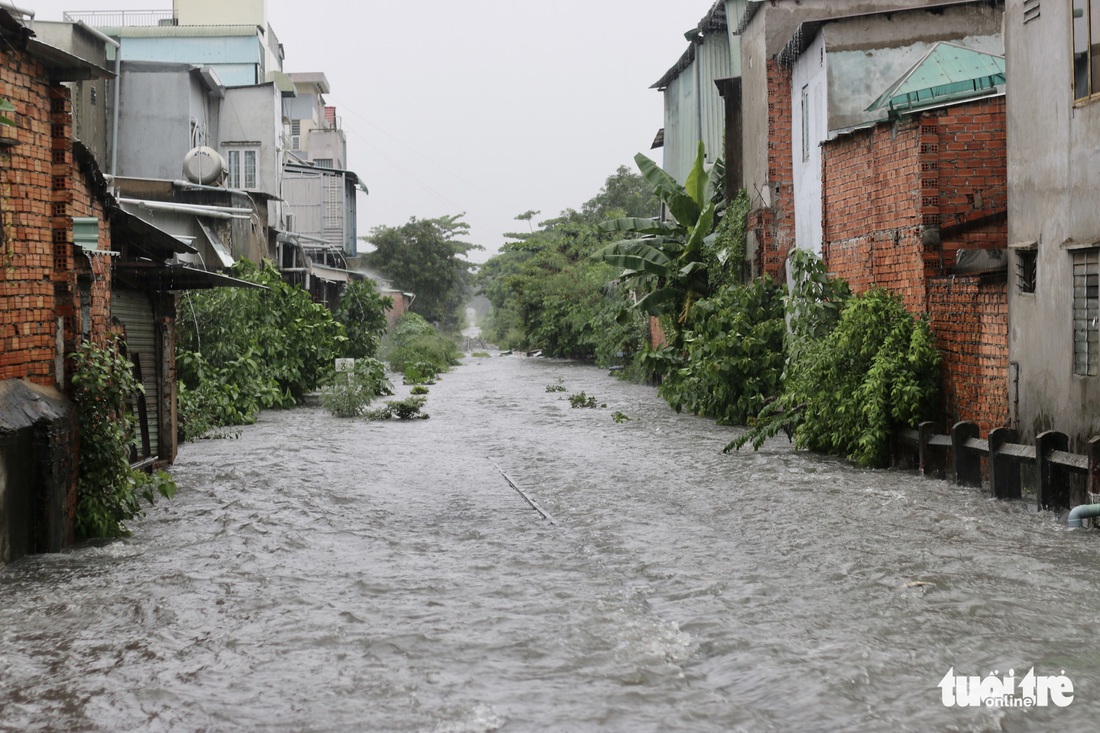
[2,353,1100,731]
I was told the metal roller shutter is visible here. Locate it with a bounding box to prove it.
[110,290,160,459]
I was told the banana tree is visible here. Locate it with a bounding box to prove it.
[593,142,715,343]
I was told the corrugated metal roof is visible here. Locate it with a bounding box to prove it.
[866,41,1005,113]
[733,0,765,36]
[651,0,729,90]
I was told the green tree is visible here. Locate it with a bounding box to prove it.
[361,214,481,331]
[581,164,661,223]
[334,278,392,359]
[592,142,717,346]
[476,166,657,363]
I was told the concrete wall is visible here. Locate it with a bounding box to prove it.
[114,62,224,180]
[220,83,283,196]
[821,5,1003,132]
[174,0,266,27]
[1006,0,1100,445]
[120,35,262,87]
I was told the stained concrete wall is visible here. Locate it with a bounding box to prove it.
[1006,0,1100,445]
[116,62,222,181]
[821,4,1004,132]
[220,83,283,196]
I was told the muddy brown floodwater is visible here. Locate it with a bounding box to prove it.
[3,353,1100,732]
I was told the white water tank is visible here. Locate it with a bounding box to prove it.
[182,146,226,186]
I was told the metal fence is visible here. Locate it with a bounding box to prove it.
[64,10,176,27]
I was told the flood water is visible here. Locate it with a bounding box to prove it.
[3,353,1100,732]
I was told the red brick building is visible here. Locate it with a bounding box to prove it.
[0,9,116,560]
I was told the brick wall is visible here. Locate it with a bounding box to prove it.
[822,116,927,312]
[0,50,57,385]
[752,61,797,281]
[927,276,1009,432]
[928,97,1008,268]
[821,97,1009,435]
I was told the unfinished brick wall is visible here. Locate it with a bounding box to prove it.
[821,97,1009,435]
[752,61,796,281]
[0,49,57,385]
[821,116,927,312]
[928,97,1008,268]
[927,276,1009,432]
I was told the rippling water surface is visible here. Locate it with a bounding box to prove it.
[3,354,1100,731]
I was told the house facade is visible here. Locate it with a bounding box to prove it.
[1005,0,1100,445]
[735,0,994,279]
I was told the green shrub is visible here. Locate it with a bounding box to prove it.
[365,396,430,420]
[731,285,941,467]
[381,313,460,377]
[334,279,392,359]
[71,338,176,539]
[176,260,348,438]
[321,357,392,418]
[659,277,786,425]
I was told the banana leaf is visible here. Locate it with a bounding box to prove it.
[0,97,15,127]
[633,287,680,316]
[592,238,673,278]
[634,152,701,227]
[683,142,710,209]
[682,201,716,261]
[598,217,679,236]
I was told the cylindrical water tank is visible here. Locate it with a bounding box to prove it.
[182,146,226,185]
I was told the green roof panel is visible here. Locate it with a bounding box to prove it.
[867,42,1005,114]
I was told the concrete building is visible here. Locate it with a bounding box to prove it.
[783,3,1003,255]
[282,72,366,258]
[65,0,283,89]
[1005,0,1100,445]
[734,0,998,279]
[66,1,369,308]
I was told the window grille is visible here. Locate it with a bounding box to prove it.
[1073,248,1100,376]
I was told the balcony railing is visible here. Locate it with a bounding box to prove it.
[64,10,176,28]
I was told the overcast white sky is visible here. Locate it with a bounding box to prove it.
[28,0,710,261]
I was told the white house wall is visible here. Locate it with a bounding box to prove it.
[791,32,826,255]
[220,83,283,198]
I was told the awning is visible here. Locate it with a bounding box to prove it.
[113,262,266,291]
[307,260,360,284]
[955,248,1008,275]
[26,38,114,81]
[111,208,198,259]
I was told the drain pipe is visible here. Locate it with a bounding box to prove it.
[1067,504,1100,529]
